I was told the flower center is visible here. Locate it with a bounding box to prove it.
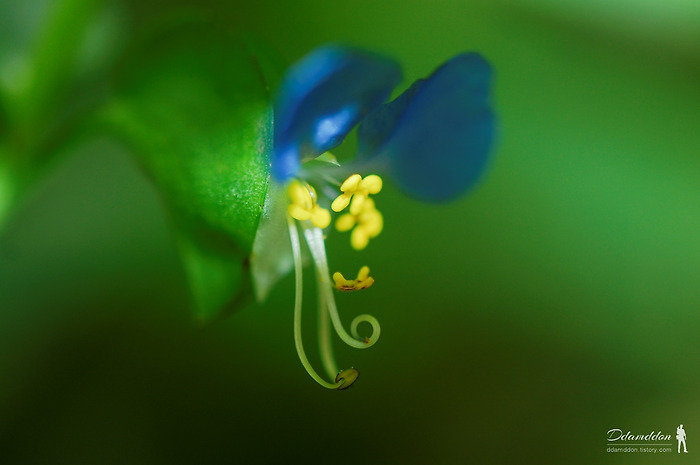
[285,172,384,389]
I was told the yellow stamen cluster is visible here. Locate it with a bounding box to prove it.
[287,180,331,228]
[331,174,383,215]
[333,266,375,291]
[335,197,383,251]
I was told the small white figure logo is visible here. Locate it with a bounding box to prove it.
[677,424,688,453]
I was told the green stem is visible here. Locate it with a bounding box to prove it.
[20,0,100,128]
[287,214,342,390]
[318,281,338,380]
[302,226,381,349]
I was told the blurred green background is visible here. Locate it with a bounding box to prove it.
[1,0,699,463]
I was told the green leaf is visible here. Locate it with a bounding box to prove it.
[103,18,284,322]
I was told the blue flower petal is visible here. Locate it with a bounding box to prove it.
[272,45,402,181]
[356,53,495,201]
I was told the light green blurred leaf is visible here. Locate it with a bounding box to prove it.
[104,18,284,321]
[0,0,126,229]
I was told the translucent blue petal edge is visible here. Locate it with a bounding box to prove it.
[272,45,402,181]
[357,53,495,201]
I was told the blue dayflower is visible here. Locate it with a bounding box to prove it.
[271,47,495,199]
[255,45,496,390]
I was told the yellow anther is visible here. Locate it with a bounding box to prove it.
[287,180,331,229]
[335,197,383,250]
[331,174,383,214]
[333,266,375,291]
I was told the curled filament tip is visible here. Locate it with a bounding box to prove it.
[335,368,360,390]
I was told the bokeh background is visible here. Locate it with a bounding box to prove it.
[1,0,699,463]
